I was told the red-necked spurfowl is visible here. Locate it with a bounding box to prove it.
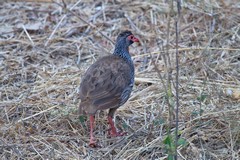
[79,31,139,147]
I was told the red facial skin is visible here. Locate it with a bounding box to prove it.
[127,35,139,42]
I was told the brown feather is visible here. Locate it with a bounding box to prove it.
[79,55,132,115]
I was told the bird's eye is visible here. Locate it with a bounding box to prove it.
[128,35,133,40]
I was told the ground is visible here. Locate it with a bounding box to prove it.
[0,0,239,159]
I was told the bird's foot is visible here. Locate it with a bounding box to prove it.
[89,142,96,148]
[89,138,97,148]
[108,128,127,137]
[107,116,127,137]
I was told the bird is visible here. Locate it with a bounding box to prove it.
[78,30,139,147]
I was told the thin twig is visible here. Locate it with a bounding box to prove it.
[22,24,35,46]
[45,0,83,46]
[53,0,114,45]
[175,0,182,159]
[17,105,58,123]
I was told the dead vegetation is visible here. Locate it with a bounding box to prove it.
[0,0,239,159]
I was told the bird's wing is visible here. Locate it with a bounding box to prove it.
[79,56,132,111]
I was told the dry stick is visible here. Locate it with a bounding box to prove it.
[163,0,174,135]
[166,0,174,129]
[133,47,240,59]
[154,1,177,158]
[186,108,240,125]
[30,143,44,159]
[125,13,142,34]
[154,33,174,133]
[53,0,114,45]
[175,0,181,160]
[150,53,168,103]
[45,0,82,46]
[22,24,35,46]
[30,135,64,154]
[166,0,174,79]
[228,122,235,159]
[76,44,82,66]
[154,3,177,158]
[17,105,58,123]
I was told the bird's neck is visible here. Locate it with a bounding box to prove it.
[113,42,135,84]
[113,43,132,64]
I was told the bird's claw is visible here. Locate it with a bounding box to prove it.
[89,138,97,148]
[108,128,127,137]
[89,142,96,148]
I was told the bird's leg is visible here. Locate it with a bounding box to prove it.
[89,115,96,147]
[108,108,127,137]
[108,116,118,136]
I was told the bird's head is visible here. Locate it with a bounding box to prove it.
[116,30,139,47]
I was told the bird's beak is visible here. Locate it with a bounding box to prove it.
[132,36,139,42]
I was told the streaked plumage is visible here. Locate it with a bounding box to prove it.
[78,30,139,147]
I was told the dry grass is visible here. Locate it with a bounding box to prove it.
[0,0,240,159]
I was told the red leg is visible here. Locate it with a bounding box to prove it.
[89,115,96,147]
[108,116,126,137]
